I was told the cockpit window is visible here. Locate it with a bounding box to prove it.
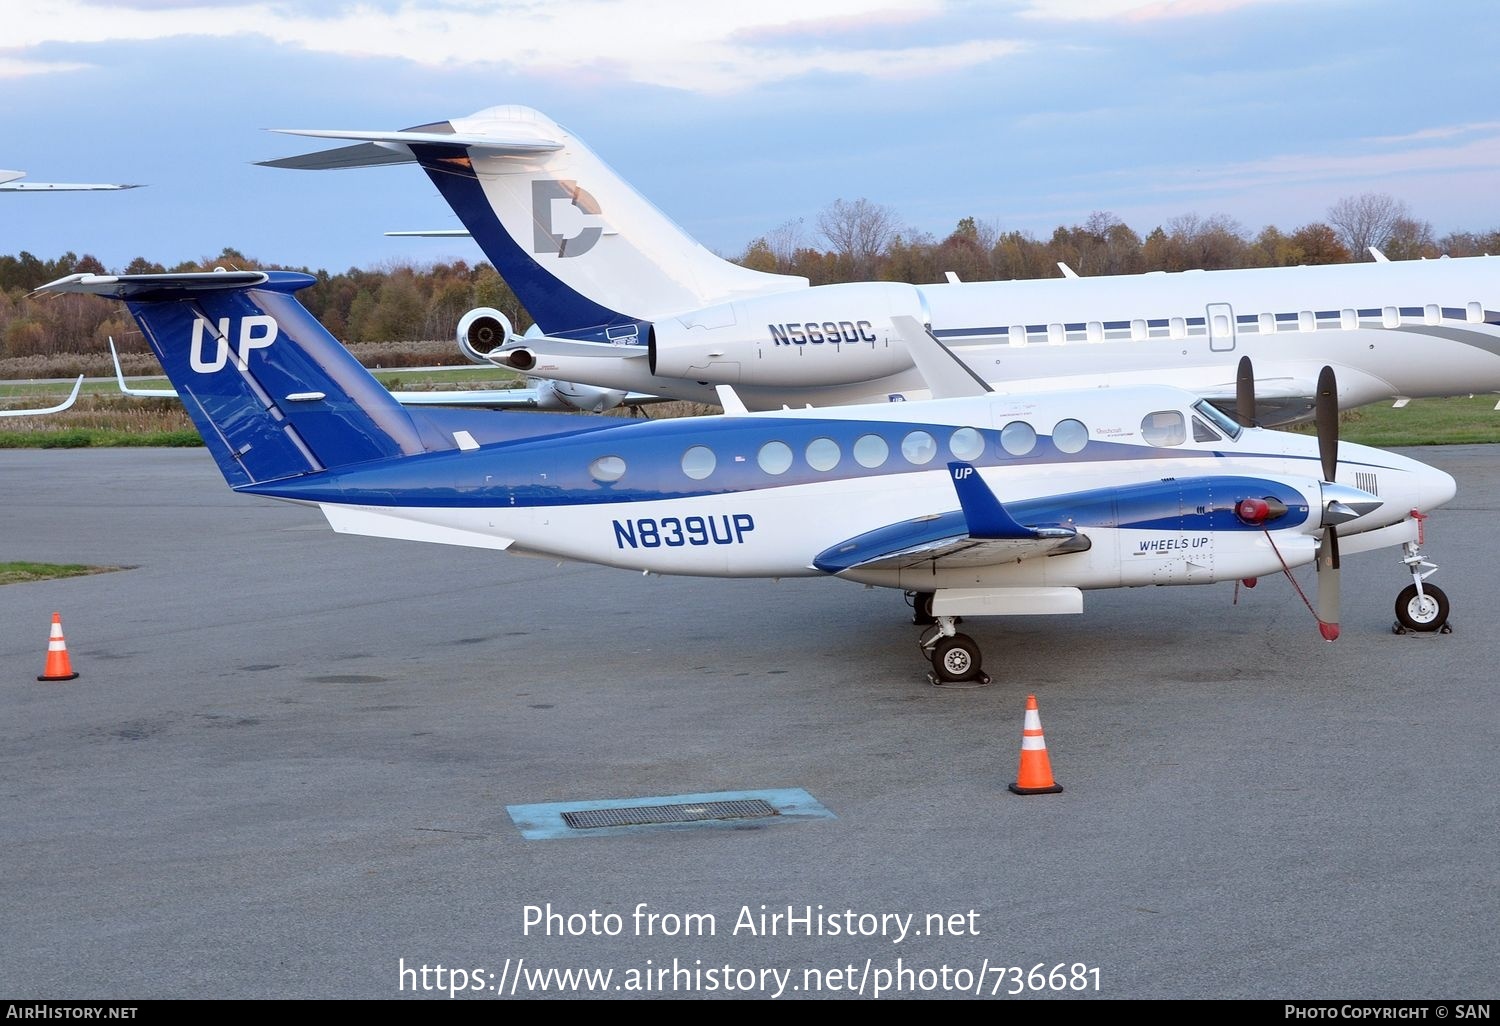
[1192,399,1243,441]
[1192,416,1222,442]
[1142,410,1187,447]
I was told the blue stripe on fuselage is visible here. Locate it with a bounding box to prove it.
[239,410,1324,511]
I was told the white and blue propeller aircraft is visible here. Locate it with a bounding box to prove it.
[37,269,1457,684]
[260,105,1500,424]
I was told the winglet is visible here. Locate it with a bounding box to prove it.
[889,315,993,400]
[948,462,1075,541]
[109,337,178,397]
[715,384,749,415]
[0,375,83,418]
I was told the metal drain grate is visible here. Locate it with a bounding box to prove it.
[562,798,780,830]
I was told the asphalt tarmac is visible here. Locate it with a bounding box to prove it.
[2,446,1496,1001]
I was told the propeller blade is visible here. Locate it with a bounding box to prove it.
[1235,355,1256,427]
[1316,525,1341,641]
[1316,365,1339,484]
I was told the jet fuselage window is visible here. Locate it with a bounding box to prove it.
[1425,303,1441,325]
[1047,323,1066,346]
[949,427,984,461]
[590,455,626,483]
[1169,316,1186,340]
[854,433,890,469]
[1298,310,1316,332]
[901,430,938,465]
[1008,325,1027,347]
[682,445,716,480]
[1000,420,1037,456]
[1052,418,1088,454]
[1467,302,1483,323]
[1258,312,1275,334]
[1383,306,1400,328]
[1130,319,1147,341]
[757,440,793,475]
[1341,308,1358,330]
[1142,410,1187,447]
[806,437,841,471]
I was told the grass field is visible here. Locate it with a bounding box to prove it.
[2,372,1498,447]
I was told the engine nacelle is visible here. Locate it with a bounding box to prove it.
[648,281,925,386]
[456,307,514,365]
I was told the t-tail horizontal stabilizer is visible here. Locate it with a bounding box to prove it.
[35,272,427,489]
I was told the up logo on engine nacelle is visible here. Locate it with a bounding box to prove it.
[190,315,278,373]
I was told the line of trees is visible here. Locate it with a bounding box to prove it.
[4,192,1498,364]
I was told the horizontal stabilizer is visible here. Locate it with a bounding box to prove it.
[258,126,563,170]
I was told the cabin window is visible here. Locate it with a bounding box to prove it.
[1000,420,1037,456]
[589,455,626,483]
[1008,325,1027,347]
[1467,302,1484,323]
[806,437,841,472]
[901,430,937,465]
[757,441,793,475]
[1047,322,1066,346]
[1425,303,1441,325]
[949,427,984,460]
[1383,306,1400,328]
[1257,312,1275,334]
[1052,419,1088,454]
[1169,316,1186,340]
[1341,308,1358,330]
[681,445,716,480]
[853,434,889,468]
[1130,319,1148,341]
[1087,321,1104,343]
[1298,310,1316,332]
[1142,410,1186,447]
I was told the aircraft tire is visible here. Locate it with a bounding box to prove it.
[932,634,982,683]
[1395,583,1449,632]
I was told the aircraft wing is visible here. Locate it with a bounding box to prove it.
[385,230,472,238]
[0,171,140,191]
[813,463,1078,574]
[0,375,83,417]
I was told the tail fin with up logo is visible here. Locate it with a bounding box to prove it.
[37,271,428,488]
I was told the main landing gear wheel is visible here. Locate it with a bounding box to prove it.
[930,634,989,686]
[1394,583,1451,633]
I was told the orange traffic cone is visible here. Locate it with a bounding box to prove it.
[1008,694,1062,795]
[37,612,79,681]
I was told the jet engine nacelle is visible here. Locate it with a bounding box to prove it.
[648,281,925,386]
[531,378,629,413]
[457,307,514,365]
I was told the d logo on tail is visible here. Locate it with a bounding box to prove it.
[531,180,603,258]
[190,315,278,373]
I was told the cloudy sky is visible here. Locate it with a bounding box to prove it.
[4,0,1499,275]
